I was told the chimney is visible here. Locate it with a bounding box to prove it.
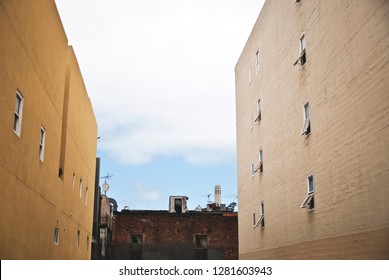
[214,185,221,206]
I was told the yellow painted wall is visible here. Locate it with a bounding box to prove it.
[0,0,97,259]
[235,0,389,259]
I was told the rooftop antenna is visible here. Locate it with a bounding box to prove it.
[202,193,212,204]
[100,173,113,195]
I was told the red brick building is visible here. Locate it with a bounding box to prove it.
[112,210,238,260]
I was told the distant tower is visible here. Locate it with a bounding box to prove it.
[214,185,222,206]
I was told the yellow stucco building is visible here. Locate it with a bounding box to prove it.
[235,0,389,259]
[0,0,97,259]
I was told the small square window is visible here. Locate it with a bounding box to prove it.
[131,235,143,245]
[301,174,315,210]
[39,126,46,162]
[301,101,311,135]
[195,235,207,249]
[13,90,24,136]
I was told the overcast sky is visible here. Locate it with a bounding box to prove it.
[55,0,265,210]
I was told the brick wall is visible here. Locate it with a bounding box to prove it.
[112,211,238,260]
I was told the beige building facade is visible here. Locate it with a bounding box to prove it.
[235,0,389,259]
[0,0,97,259]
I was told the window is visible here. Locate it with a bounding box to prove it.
[85,187,89,205]
[258,148,263,174]
[77,230,80,247]
[251,161,255,177]
[293,33,307,66]
[130,235,143,260]
[131,235,143,245]
[248,67,252,84]
[54,228,59,245]
[255,99,261,123]
[58,168,63,179]
[300,174,315,210]
[255,51,260,74]
[301,101,311,135]
[250,113,253,129]
[259,201,265,228]
[72,173,76,188]
[253,202,265,228]
[174,198,183,213]
[39,126,46,162]
[13,90,24,136]
[299,33,307,66]
[79,179,82,198]
[87,236,89,251]
[195,235,208,260]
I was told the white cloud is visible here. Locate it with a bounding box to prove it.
[56,0,264,166]
[135,184,161,203]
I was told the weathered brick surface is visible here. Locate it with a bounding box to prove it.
[112,211,238,260]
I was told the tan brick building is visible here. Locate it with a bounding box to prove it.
[235,0,389,259]
[0,0,97,259]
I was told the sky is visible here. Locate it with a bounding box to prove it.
[55,0,265,211]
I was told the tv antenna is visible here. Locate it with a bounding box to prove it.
[100,173,113,194]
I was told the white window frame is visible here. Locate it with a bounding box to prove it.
[253,202,265,229]
[85,187,89,205]
[301,100,311,135]
[39,126,46,162]
[72,173,76,188]
[248,67,252,84]
[258,148,263,174]
[259,201,265,228]
[300,174,315,210]
[54,228,60,245]
[255,99,261,123]
[255,51,260,74]
[293,32,307,67]
[79,179,83,198]
[14,90,24,136]
[251,161,255,177]
[299,33,306,66]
